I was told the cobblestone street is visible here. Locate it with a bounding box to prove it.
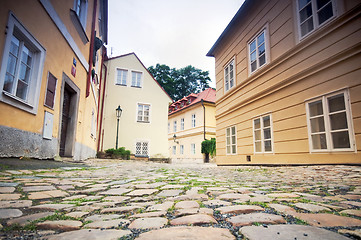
[1,159,361,239]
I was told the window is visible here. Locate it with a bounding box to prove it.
[116,69,127,86]
[168,122,170,134]
[249,29,267,73]
[173,121,177,132]
[0,13,46,114]
[137,104,150,122]
[44,72,57,108]
[180,145,184,155]
[226,126,237,154]
[297,0,335,38]
[180,118,184,130]
[253,114,273,153]
[224,59,235,92]
[306,90,354,152]
[191,143,196,155]
[191,114,196,128]
[131,71,142,87]
[172,146,176,155]
[74,0,88,28]
[135,141,149,156]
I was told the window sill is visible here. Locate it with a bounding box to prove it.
[310,149,355,153]
[70,9,89,44]
[137,121,150,123]
[116,83,127,86]
[1,91,37,115]
[3,91,34,108]
[131,85,142,88]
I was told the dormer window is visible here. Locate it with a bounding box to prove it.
[187,99,191,104]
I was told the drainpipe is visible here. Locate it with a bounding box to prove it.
[97,56,107,152]
[86,0,98,98]
[201,99,206,140]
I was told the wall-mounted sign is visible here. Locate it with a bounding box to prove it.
[71,65,76,77]
[73,58,77,67]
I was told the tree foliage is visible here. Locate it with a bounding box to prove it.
[201,138,216,157]
[148,64,211,101]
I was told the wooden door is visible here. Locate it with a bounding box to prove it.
[59,86,71,156]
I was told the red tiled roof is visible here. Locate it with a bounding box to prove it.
[169,88,216,115]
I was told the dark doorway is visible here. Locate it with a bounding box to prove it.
[59,85,72,156]
[58,74,79,158]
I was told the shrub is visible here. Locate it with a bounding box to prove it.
[201,138,216,157]
[104,147,131,160]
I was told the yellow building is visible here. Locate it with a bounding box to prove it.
[168,88,216,163]
[0,0,108,160]
[98,53,172,159]
[207,0,361,165]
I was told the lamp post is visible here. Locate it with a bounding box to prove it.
[115,105,122,149]
[173,134,179,144]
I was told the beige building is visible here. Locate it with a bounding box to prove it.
[207,0,361,165]
[0,0,108,160]
[168,88,216,163]
[98,53,172,159]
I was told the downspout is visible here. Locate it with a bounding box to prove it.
[201,99,206,140]
[97,57,107,152]
[86,0,98,98]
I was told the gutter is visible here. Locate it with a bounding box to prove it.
[86,0,98,97]
[201,99,206,140]
[97,48,107,152]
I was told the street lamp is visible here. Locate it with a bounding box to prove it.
[115,105,122,149]
[173,134,179,144]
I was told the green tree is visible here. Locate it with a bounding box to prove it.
[148,64,211,101]
[201,138,216,163]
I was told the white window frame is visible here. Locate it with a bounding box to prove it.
[191,143,196,155]
[172,145,176,155]
[191,114,196,128]
[137,103,150,123]
[224,58,235,92]
[226,126,237,155]
[248,26,269,75]
[180,145,184,155]
[115,68,127,86]
[296,0,336,39]
[253,114,274,154]
[135,141,149,157]
[0,13,46,115]
[305,89,355,152]
[173,120,177,133]
[131,70,142,88]
[73,0,88,28]
[180,118,184,130]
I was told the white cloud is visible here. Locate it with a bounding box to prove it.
[107,0,245,87]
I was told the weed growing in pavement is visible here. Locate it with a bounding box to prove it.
[294,217,309,225]
[297,198,313,203]
[82,220,93,226]
[197,201,206,208]
[251,201,269,208]
[1,224,23,232]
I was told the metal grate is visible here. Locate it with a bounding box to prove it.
[135,141,148,156]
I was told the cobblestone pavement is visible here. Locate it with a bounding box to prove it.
[0,159,361,239]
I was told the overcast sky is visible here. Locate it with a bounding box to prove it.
[107,0,245,87]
